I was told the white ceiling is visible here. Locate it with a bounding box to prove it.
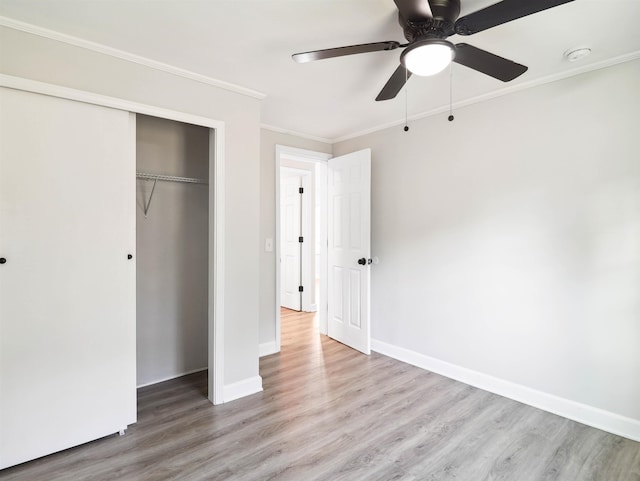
[1,0,639,141]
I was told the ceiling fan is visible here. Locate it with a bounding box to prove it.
[292,0,574,101]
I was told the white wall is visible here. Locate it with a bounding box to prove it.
[259,129,332,347]
[334,59,640,434]
[1,26,262,389]
[136,114,209,386]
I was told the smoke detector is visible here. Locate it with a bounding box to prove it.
[564,47,591,62]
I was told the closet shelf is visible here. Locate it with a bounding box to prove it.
[136,172,208,184]
[136,172,208,217]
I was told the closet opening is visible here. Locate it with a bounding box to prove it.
[135,114,210,399]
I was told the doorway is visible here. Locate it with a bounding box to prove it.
[275,145,331,352]
[276,146,373,357]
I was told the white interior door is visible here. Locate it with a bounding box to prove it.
[280,171,302,310]
[0,88,136,469]
[327,149,371,354]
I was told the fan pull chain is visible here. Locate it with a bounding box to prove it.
[403,67,409,132]
[448,63,455,122]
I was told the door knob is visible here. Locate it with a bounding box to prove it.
[0,257,6,264]
[357,258,366,265]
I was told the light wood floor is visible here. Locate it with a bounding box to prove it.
[2,308,639,480]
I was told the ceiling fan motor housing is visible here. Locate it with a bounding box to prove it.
[399,0,461,41]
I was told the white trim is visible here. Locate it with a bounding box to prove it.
[1,74,223,129]
[275,145,332,353]
[273,157,281,343]
[136,368,208,389]
[372,338,640,443]
[278,145,332,162]
[210,128,226,406]
[223,376,263,403]
[0,16,266,100]
[261,123,333,145]
[316,161,328,336]
[333,50,640,143]
[0,74,226,407]
[259,341,279,358]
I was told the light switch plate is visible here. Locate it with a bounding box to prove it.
[265,238,274,252]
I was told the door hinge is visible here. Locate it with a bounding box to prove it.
[298,236,304,243]
[298,285,304,292]
[299,187,304,194]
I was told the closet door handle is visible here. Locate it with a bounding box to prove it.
[127,254,133,260]
[0,257,6,264]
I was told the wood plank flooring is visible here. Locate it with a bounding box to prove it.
[2,308,639,480]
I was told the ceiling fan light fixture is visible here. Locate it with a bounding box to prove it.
[400,39,455,76]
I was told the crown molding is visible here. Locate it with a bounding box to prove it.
[0,15,267,100]
[3,14,638,142]
[332,50,640,144]
[260,123,333,145]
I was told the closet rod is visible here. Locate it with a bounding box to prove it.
[136,172,208,217]
[136,172,208,184]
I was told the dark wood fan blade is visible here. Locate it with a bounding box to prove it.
[292,41,401,63]
[453,43,527,81]
[376,65,412,101]
[393,0,432,22]
[454,0,574,36]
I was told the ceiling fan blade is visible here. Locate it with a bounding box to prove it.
[454,0,574,36]
[376,65,412,101]
[393,0,432,22]
[292,41,401,63]
[453,43,527,82]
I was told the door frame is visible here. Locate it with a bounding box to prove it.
[275,145,331,352]
[0,74,226,405]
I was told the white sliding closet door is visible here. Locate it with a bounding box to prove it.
[0,88,136,469]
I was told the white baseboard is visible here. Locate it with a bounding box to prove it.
[223,375,263,403]
[371,339,640,442]
[136,367,207,388]
[259,341,279,357]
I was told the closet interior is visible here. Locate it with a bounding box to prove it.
[136,114,210,389]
